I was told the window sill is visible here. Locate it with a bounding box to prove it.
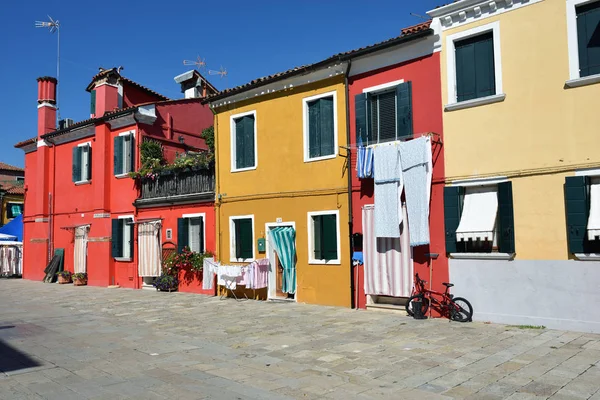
[574,253,600,261]
[115,174,131,179]
[231,166,257,173]
[565,74,600,89]
[450,252,515,260]
[304,153,337,163]
[75,180,91,186]
[444,93,506,112]
[309,259,341,265]
[229,258,255,263]
[114,257,132,262]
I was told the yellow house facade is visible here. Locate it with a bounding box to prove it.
[429,0,600,332]
[209,64,352,307]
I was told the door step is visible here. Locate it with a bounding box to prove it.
[268,298,295,303]
[366,303,408,314]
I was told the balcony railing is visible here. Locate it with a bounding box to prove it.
[135,168,215,207]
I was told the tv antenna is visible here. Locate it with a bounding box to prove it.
[410,13,429,20]
[35,15,61,122]
[183,56,206,70]
[208,66,227,78]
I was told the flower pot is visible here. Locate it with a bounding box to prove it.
[73,278,87,286]
[57,275,71,284]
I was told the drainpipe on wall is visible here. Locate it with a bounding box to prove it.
[343,59,355,309]
[46,137,57,262]
[211,106,221,269]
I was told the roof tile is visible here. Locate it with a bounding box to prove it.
[0,162,24,172]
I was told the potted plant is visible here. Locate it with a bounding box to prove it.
[72,272,88,286]
[56,270,72,284]
[153,273,178,292]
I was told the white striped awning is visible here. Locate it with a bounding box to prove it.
[456,186,498,242]
[587,183,600,240]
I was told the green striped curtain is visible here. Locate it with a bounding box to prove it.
[269,227,296,294]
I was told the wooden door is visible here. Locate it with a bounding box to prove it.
[274,252,285,298]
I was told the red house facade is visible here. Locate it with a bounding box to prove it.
[15,68,218,293]
[348,22,449,310]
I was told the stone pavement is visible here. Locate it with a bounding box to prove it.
[0,280,599,400]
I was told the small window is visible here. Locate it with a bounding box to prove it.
[72,144,92,183]
[114,133,135,176]
[565,176,600,254]
[308,212,339,264]
[305,93,335,161]
[15,177,24,183]
[112,217,133,259]
[576,1,600,78]
[6,203,23,219]
[455,32,496,102]
[231,217,254,261]
[231,113,256,171]
[177,216,205,254]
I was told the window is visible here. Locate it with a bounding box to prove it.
[112,217,134,260]
[230,216,254,262]
[355,81,413,146]
[308,211,340,264]
[6,203,23,219]
[444,182,515,255]
[230,111,256,172]
[303,92,336,161]
[72,143,92,183]
[445,22,504,108]
[177,215,205,253]
[114,132,135,176]
[577,1,600,78]
[15,177,24,183]
[565,176,600,254]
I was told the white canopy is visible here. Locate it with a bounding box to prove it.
[587,182,600,240]
[0,233,17,241]
[456,186,498,242]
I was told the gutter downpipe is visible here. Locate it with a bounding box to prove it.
[343,59,355,309]
[211,105,220,296]
[46,137,57,263]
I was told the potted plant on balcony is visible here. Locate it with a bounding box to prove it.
[56,270,72,284]
[72,272,88,286]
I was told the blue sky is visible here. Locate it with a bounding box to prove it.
[0,0,445,168]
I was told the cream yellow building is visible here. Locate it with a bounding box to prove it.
[428,0,600,332]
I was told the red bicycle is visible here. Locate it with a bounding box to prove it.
[405,273,473,322]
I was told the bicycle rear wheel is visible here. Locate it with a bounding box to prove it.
[406,295,430,317]
[449,297,473,322]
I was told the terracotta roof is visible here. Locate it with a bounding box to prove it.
[85,67,169,101]
[206,21,432,103]
[3,185,25,195]
[14,137,36,149]
[0,162,24,172]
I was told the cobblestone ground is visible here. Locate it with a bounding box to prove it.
[0,280,599,399]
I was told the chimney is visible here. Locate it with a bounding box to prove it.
[88,68,121,118]
[37,76,57,138]
[174,70,206,99]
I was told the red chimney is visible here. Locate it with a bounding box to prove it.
[37,76,57,138]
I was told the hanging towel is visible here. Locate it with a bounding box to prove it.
[374,143,403,238]
[356,147,374,179]
[202,257,219,290]
[399,136,432,246]
[246,258,269,289]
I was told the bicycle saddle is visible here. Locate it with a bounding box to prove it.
[442,282,454,287]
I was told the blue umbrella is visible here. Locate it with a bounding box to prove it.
[0,214,23,242]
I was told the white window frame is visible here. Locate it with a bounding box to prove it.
[445,21,505,111]
[116,215,134,262]
[229,214,255,263]
[302,90,338,163]
[307,210,341,265]
[566,0,600,87]
[230,110,258,173]
[362,79,405,94]
[115,130,136,178]
[75,141,92,184]
[183,212,206,254]
[574,168,600,260]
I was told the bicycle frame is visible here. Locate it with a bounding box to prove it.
[411,273,457,317]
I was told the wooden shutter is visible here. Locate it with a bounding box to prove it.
[177,218,189,253]
[308,99,321,158]
[354,93,369,145]
[396,81,413,140]
[377,91,397,143]
[129,134,136,172]
[111,219,123,257]
[244,116,255,169]
[443,186,464,253]
[322,214,338,261]
[455,32,495,102]
[474,33,495,99]
[128,221,134,259]
[319,97,335,156]
[565,176,590,254]
[577,2,600,77]
[235,219,253,259]
[199,217,205,253]
[497,182,515,253]
[72,146,82,182]
[114,136,123,176]
[235,117,245,169]
[90,90,96,115]
[86,146,92,181]
[313,216,322,260]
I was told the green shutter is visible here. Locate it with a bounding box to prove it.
[114,136,123,176]
[313,216,322,260]
[444,186,464,253]
[565,176,590,254]
[396,81,413,140]
[455,32,495,102]
[199,217,205,253]
[245,116,255,168]
[308,100,321,158]
[474,33,495,99]
[355,93,368,145]
[129,221,134,258]
[577,2,600,77]
[90,90,96,115]
[235,219,253,259]
[235,117,245,169]
[111,219,123,258]
[319,97,335,156]
[87,146,92,181]
[72,146,82,182]
[497,182,515,253]
[321,214,338,261]
[129,134,136,172]
[455,38,477,102]
[177,218,189,253]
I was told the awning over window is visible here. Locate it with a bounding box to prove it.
[587,183,600,240]
[456,186,498,242]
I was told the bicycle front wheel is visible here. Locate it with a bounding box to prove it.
[406,295,430,317]
[449,297,473,322]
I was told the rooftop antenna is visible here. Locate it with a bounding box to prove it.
[410,12,429,20]
[183,56,206,70]
[35,15,61,123]
[208,66,228,89]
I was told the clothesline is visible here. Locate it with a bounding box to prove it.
[339,132,442,151]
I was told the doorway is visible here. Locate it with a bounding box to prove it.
[73,225,89,274]
[265,222,296,301]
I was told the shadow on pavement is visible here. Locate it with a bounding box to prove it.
[0,334,41,374]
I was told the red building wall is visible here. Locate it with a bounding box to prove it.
[348,52,448,310]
